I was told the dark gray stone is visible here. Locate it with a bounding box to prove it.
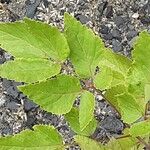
[148,0,150,14]
[99,25,110,34]
[112,39,123,52]
[0,50,5,64]
[6,86,19,99]
[43,0,49,8]
[25,0,41,18]
[101,116,124,133]
[105,5,113,18]
[26,114,36,128]
[112,29,121,39]
[6,101,19,110]
[127,30,138,40]
[141,16,150,24]
[103,33,113,40]
[75,14,90,24]
[2,79,12,89]
[0,0,11,4]
[114,16,125,27]
[97,1,108,16]
[24,99,37,111]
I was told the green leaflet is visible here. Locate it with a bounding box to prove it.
[19,75,81,114]
[105,84,126,113]
[117,93,143,124]
[74,135,104,150]
[105,85,144,124]
[65,108,97,136]
[130,119,150,137]
[132,31,150,83]
[0,18,69,83]
[94,49,131,90]
[0,125,64,150]
[0,18,69,61]
[0,58,60,83]
[94,66,125,90]
[64,13,106,78]
[128,83,146,111]
[79,91,95,130]
[105,137,137,150]
[145,84,150,102]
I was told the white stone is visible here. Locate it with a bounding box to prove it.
[132,13,139,19]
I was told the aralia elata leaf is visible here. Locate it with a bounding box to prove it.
[117,93,143,124]
[65,108,97,136]
[130,119,150,137]
[105,137,137,150]
[19,75,81,114]
[132,31,150,83]
[64,13,106,78]
[94,49,131,90]
[145,84,150,102]
[79,91,95,131]
[0,18,69,83]
[0,58,61,83]
[0,125,64,150]
[105,85,144,124]
[0,18,69,61]
[74,135,104,150]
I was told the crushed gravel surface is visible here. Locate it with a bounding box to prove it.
[0,0,150,149]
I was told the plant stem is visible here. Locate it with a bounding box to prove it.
[137,136,150,150]
[82,79,121,117]
[144,103,149,120]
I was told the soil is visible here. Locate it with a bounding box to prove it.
[0,0,150,149]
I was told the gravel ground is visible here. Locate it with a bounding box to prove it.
[0,0,150,149]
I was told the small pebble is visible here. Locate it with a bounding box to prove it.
[114,16,124,26]
[112,39,123,52]
[105,5,113,18]
[132,13,139,19]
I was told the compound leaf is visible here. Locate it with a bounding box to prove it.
[130,119,150,137]
[0,58,60,83]
[74,135,104,150]
[79,91,95,131]
[0,18,69,83]
[64,13,106,78]
[19,75,81,114]
[65,108,97,136]
[0,125,64,150]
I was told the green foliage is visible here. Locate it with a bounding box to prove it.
[0,13,150,150]
[65,108,97,136]
[0,125,64,150]
[132,32,150,83]
[74,135,104,150]
[130,119,150,137]
[64,13,106,78]
[19,75,81,114]
[0,58,61,83]
[105,137,137,150]
[79,91,95,130]
[94,49,131,90]
[0,18,69,83]
[145,84,150,102]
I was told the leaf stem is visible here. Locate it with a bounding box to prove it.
[81,79,121,117]
[136,136,150,150]
[144,102,149,120]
